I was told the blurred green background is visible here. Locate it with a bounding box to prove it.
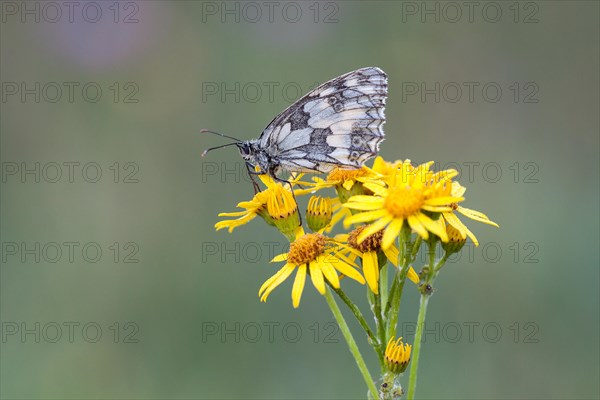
[1,1,598,399]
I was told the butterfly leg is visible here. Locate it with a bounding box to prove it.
[244,162,261,193]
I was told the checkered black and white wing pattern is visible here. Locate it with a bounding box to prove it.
[258,67,387,173]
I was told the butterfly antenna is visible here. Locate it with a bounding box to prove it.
[200,129,242,142]
[201,142,240,157]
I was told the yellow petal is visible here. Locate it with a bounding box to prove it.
[444,212,480,246]
[432,168,458,181]
[237,201,261,209]
[217,211,248,217]
[330,257,365,284]
[294,225,305,239]
[342,179,355,191]
[332,249,360,268]
[407,214,429,240]
[458,206,499,227]
[344,209,387,227]
[291,264,307,308]
[407,267,420,284]
[382,218,404,250]
[320,260,340,288]
[421,205,453,213]
[271,253,289,263]
[443,212,468,238]
[309,262,326,295]
[258,174,275,187]
[417,213,448,242]
[363,182,388,197]
[383,244,399,266]
[346,195,384,204]
[463,224,479,246]
[334,234,349,242]
[357,215,393,243]
[424,196,464,206]
[326,208,350,233]
[343,199,384,211]
[259,263,295,301]
[362,251,379,294]
[451,182,467,197]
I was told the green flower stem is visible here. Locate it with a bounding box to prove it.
[385,269,405,340]
[380,263,388,320]
[383,272,398,316]
[385,291,403,339]
[371,253,391,369]
[411,237,424,259]
[376,296,387,371]
[426,240,436,281]
[406,292,430,400]
[385,234,422,339]
[368,288,385,363]
[434,253,450,275]
[407,239,437,399]
[383,228,410,338]
[324,287,380,400]
[328,283,381,364]
[379,265,389,364]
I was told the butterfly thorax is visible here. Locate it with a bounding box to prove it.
[237,139,277,175]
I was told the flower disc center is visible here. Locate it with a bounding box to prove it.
[384,186,424,218]
[348,226,382,253]
[287,233,326,265]
[327,167,366,183]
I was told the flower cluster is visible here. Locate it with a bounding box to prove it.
[215,157,497,308]
[213,156,498,396]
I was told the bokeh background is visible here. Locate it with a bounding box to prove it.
[1,1,598,399]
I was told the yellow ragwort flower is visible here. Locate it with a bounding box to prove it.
[385,337,412,374]
[306,196,333,232]
[343,160,463,249]
[442,223,467,254]
[296,166,372,193]
[215,174,301,233]
[370,156,402,179]
[442,182,499,246]
[296,166,383,203]
[259,228,365,308]
[326,166,371,191]
[340,226,420,293]
[267,186,300,240]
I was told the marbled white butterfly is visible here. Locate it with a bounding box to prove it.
[202,67,387,190]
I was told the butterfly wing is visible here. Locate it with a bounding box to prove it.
[259,67,387,173]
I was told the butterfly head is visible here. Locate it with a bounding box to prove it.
[236,139,272,173]
[236,141,254,159]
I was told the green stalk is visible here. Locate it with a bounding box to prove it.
[380,262,388,322]
[371,252,390,368]
[385,232,422,339]
[406,293,429,399]
[383,267,396,316]
[324,287,380,399]
[385,269,405,340]
[368,287,386,366]
[328,283,381,365]
[434,253,450,275]
[379,264,389,367]
[406,239,437,399]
